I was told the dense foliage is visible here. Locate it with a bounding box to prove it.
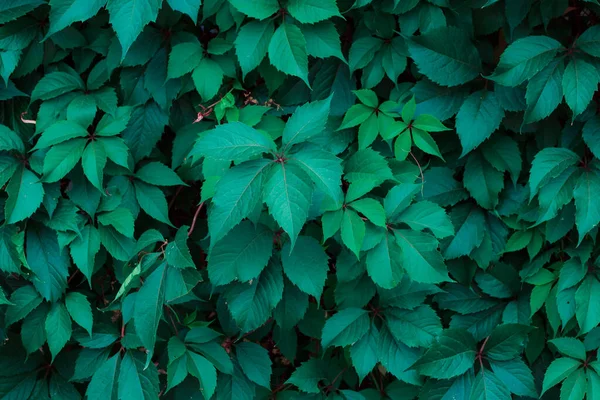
[4,0,600,398]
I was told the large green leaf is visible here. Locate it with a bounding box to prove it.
[45,301,72,361]
[282,96,332,149]
[107,0,161,57]
[287,0,341,24]
[574,169,600,244]
[281,236,328,298]
[562,58,599,119]
[235,20,274,77]
[46,0,107,38]
[268,23,309,86]
[456,90,504,156]
[412,329,477,379]
[321,307,369,348]
[26,225,69,302]
[394,229,449,283]
[5,166,44,224]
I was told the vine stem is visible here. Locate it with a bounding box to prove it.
[188,202,204,237]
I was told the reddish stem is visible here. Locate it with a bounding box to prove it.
[188,202,204,237]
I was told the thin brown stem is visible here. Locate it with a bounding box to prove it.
[188,202,204,237]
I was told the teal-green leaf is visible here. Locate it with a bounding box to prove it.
[463,152,504,210]
[341,208,366,259]
[481,135,522,185]
[562,58,599,119]
[575,25,600,57]
[31,71,85,101]
[301,21,345,61]
[282,96,332,148]
[268,23,309,86]
[524,59,564,123]
[236,342,272,388]
[529,147,579,200]
[136,162,185,187]
[117,351,160,400]
[229,0,278,19]
[574,169,600,244]
[549,337,586,361]
[560,367,586,400]
[134,181,173,227]
[385,305,442,348]
[235,20,274,78]
[321,307,369,348]
[263,162,313,248]
[575,275,600,334]
[70,224,101,285]
[208,221,273,286]
[98,208,135,238]
[167,0,200,21]
[366,232,403,289]
[396,201,454,239]
[45,301,72,361]
[394,229,449,283]
[286,358,326,394]
[41,138,86,183]
[208,159,272,245]
[134,262,167,364]
[165,225,195,269]
[5,285,43,326]
[456,90,504,156]
[541,357,582,395]
[407,26,481,87]
[81,140,106,191]
[281,236,328,299]
[350,198,386,227]
[5,166,44,224]
[192,57,224,101]
[167,41,204,80]
[34,120,88,151]
[470,370,511,400]
[289,145,343,206]
[46,0,107,38]
[65,291,93,336]
[86,353,120,400]
[489,358,537,398]
[191,122,277,164]
[121,101,168,163]
[27,225,69,302]
[484,324,532,361]
[583,116,600,159]
[350,322,379,383]
[0,124,25,153]
[287,0,341,24]
[412,329,477,379]
[107,0,161,58]
[489,36,563,87]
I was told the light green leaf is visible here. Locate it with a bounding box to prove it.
[167,0,200,21]
[282,96,332,148]
[82,140,106,191]
[574,169,600,244]
[65,291,93,336]
[70,224,101,285]
[341,208,366,259]
[263,162,313,248]
[268,23,309,86]
[321,307,369,348]
[366,232,403,289]
[118,351,160,399]
[350,198,386,227]
[470,370,511,400]
[165,225,194,269]
[31,71,85,101]
[549,338,586,361]
[524,59,564,123]
[338,104,374,130]
[289,146,343,206]
[301,21,345,61]
[394,229,449,283]
[134,181,173,227]
[46,0,107,38]
[41,138,86,183]
[167,41,204,80]
[86,354,120,400]
[397,201,454,239]
[192,57,224,101]
[136,162,185,186]
[98,208,135,238]
[575,275,600,334]
[562,58,599,119]
[229,0,278,19]
[541,357,582,395]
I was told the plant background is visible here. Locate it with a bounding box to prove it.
[0,0,599,399]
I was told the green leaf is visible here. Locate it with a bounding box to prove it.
[122,101,168,162]
[385,305,443,347]
[574,169,600,244]
[98,207,135,238]
[224,260,283,332]
[350,322,379,382]
[287,0,341,24]
[27,225,69,302]
[384,184,421,220]
[489,358,537,398]
[235,20,274,78]
[575,275,600,334]
[134,181,173,227]
[407,26,481,87]
[136,162,185,186]
[5,285,42,326]
[46,0,107,38]
[541,357,582,395]
[31,71,84,101]
[0,124,25,153]
[133,262,167,364]
[281,236,328,299]
[21,303,48,354]
[412,329,477,379]
[191,122,277,164]
[394,229,449,283]
[65,291,93,336]
[208,221,273,286]
[575,25,600,57]
[282,96,332,148]
[341,208,366,259]
[463,152,504,210]
[366,232,403,289]
[470,370,511,400]
[34,120,88,151]
[118,351,160,399]
[268,23,309,86]
[456,90,504,156]
[229,0,278,19]
[167,41,204,79]
[236,342,272,388]
[561,367,586,400]
[562,58,599,119]
[45,302,72,361]
[396,201,454,239]
[98,224,135,261]
[321,307,369,348]
[70,224,101,285]
[167,0,200,21]
[41,138,86,183]
[263,162,313,248]
[583,116,600,159]
[192,57,224,101]
[549,338,586,361]
[377,324,421,383]
[524,59,564,123]
[289,146,343,206]
[484,324,532,361]
[286,358,326,393]
[349,37,383,73]
[165,225,194,269]
[208,159,272,245]
[86,353,120,400]
[301,21,345,61]
[107,0,161,57]
[81,140,107,191]
[529,147,579,199]
[489,36,563,87]
[5,166,44,224]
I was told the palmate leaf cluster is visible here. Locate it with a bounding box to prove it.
[3,0,600,399]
